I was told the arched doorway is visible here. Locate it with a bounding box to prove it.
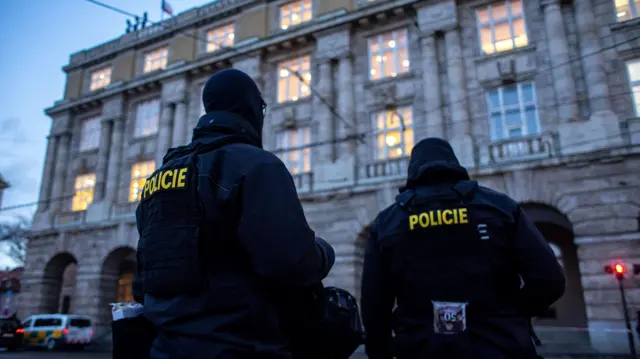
[98,247,136,334]
[41,252,77,314]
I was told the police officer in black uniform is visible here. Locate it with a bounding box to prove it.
[360,138,565,359]
[133,69,335,359]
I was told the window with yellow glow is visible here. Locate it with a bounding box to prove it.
[277,56,311,103]
[276,128,311,175]
[368,29,410,81]
[207,24,235,53]
[373,107,414,160]
[143,47,168,73]
[280,0,312,30]
[134,98,161,138]
[89,67,111,91]
[615,0,640,22]
[79,117,101,152]
[116,272,134,303]
[129,161,156,202]
[476,0,528,55]
[71,173,96,212]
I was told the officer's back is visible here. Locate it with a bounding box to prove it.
[361,138,565,359]
[134,69,334,359]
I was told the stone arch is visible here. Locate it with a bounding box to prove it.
[520,202,588,331]
[97,246,136,333]
[354,224,372,300]
[41,252,78,314]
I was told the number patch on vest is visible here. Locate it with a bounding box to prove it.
[141,167,189,201]
[432,301,467,334]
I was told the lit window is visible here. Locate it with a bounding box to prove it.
[368,29,410,81]
[627,60,640,116]
[615,0,640,22]
[476,0,528,55]
[280,0,312,30]
[487,82,539,140]
[134,98,161,138]
[72,173,96,212]
[373,106,414,160]
[143,47,168,73]
[277,56,311,103]
[276,128,311,175]
[79,117,101,152]
[206,24,235,53]
[89,67,111,91]
[129,160,156,202]
[116,272,134,303]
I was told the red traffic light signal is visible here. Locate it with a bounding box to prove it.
[604,262,635,280]
[615,264,626,274]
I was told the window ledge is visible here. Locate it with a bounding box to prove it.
[130,134,158,143]
[473,45,536,64]
[364,72,414,89]
[610,17,640,32]
[78,148,100,155]
[270,97,313,110]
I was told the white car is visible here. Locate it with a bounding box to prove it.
[21,314,94,350]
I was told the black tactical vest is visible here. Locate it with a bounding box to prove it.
[136,136,252,298]
[392,181,517,318]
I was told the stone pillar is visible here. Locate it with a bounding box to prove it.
[172,100,188,148]
[574,0,610,113]
[542,0,578,122]
[36,136,59,212]
[314,61,334,162]
[337,55,355,154]
[444,27,474,167]
[105,117,125,204]
[94,119,113,201]
[49,133,71,212]
[421,33,445,138]
[155,103,175,166]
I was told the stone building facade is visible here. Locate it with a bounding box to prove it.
[21,0,640,354]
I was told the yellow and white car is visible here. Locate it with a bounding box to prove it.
[21,314,94,350]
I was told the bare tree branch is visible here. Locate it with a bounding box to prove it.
[0,216,29,266]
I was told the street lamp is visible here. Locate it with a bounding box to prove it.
[604,262,637,358]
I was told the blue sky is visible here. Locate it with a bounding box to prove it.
[0,0,206,267]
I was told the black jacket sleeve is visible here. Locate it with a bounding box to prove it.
[361,218,394,359]
[237,160,335,286]
[513,206,566,316]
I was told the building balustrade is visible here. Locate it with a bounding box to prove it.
[292,172,313,194]
[111,202,139,219]
[54,211,87,227]
[487,132,559,164]
[357,156,409,184]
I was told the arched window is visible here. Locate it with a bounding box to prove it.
[116,272,134,303]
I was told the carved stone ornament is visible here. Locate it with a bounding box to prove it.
[497,58,516,83]
[373,85,397,106]
[417,0,457,35]
[281,107,297,129]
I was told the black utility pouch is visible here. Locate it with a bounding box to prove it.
[112,315,157,359]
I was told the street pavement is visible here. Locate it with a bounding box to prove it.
[0,349,110,359]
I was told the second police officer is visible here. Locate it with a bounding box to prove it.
[133,69,335,359]
[361,138,566,359]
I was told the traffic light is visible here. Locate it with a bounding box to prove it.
[605,262,627,280]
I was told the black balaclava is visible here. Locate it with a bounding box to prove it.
[404,137,470,189]
[199,68,265,137]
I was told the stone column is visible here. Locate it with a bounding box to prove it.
[36,136,59,212]
[542,0,578,122]
[421,33,445,138]
[444,27,474,167]
[337,55,355,154]
[94,119,113,201]
[574,0,610,113]
[155,103,175,166]
[314,61,334,162]
[49,133,71,212]
[172,100,188,148]
[105,117,125,204]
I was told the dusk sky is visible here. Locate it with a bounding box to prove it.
[0,0,208,267]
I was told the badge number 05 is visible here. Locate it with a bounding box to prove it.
[432,301,468,334]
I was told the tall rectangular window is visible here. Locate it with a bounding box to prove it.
[276,128,311,175]
[615,0,640,22]
[277,56,311,103]
[129,160,156,202]
[280,0,312,30]
[476,0,528,55]
[207,24,235,53]
[90,67,112,91]
[626,60,640,116]
[79,117,101,152]
[134,99,161,138]
[72,173,96,212]
[373,106,414,160]
[486,82,539,141]
[143,47,168,73]
[368,28,410,81]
